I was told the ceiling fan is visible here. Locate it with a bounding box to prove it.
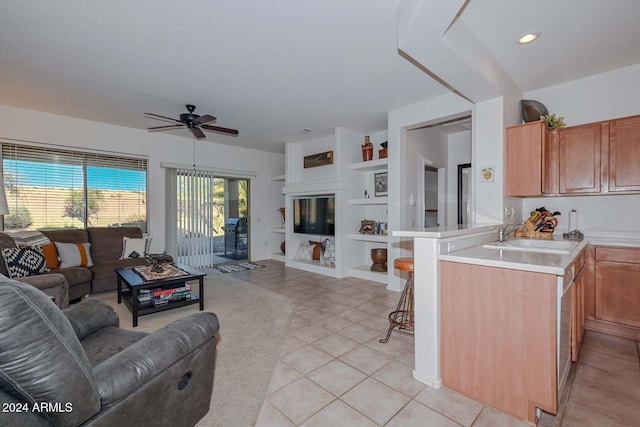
[144,104,239,139]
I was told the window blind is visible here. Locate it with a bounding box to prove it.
[174,168,220,268]
[2,144,148,232]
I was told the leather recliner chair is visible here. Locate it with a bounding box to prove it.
[0,278,219,427]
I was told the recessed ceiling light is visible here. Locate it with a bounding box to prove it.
[517,32,539,44]
[294,129,312,135]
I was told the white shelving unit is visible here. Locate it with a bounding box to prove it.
[348,265,387,284]
[344,151,390,286]
[348,233,388,242]
[348,197,388,205]
[348,158,388,171]
[271,252,285,262]
[278,128,389,285]
[270,226,285,234]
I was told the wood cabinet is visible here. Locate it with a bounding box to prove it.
[506,121,558,196]
[506,114,640,197]
[440,261,559,423]
[585,245,640,340]
[608,116,640,192]
[595,247,640,328]
[559,123,605,194]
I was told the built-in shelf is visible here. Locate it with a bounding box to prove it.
[271,252,285,262]
[348,265,387,284]
[270,226,285,234]
[270,174,285,181]
[348,233,388,243]
[286,259,339,278]
[349,197,388,205]
[348,158,388,171]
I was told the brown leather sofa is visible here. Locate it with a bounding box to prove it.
[0,227,161,307]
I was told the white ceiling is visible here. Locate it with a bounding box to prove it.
[1,1,639,153]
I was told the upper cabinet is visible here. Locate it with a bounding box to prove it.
[507,114,640,197]
[559,123,604,194]
[506,121,559,196]
[609,116,640,192]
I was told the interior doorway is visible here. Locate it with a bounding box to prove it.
[407,116,472,229]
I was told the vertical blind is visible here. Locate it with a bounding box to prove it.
[171,167,220,269]
[2,144,148,232]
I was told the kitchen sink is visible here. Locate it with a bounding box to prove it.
[482,239,578,254]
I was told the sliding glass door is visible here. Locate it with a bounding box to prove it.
[168,167,249,268]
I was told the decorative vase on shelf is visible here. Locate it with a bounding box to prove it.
[370,248,387,272]
[361,136,373,161]
[278,207,285,226]
[280,241,286,254]
[378,141,388,159]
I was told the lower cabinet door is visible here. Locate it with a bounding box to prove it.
[595,261,640,328]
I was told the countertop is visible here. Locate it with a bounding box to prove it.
[393,223,500,238]
[439,240,589,275]
[439,233,640,276]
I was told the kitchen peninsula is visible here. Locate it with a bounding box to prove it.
[393,224,640,423]
[439,239,588,423]
[393,226,637,424]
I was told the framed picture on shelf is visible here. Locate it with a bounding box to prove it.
[359,219,377,234]
[303,151,333,168]
[374,172,388,197]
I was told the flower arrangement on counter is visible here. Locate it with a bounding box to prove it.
[515,207,561,240]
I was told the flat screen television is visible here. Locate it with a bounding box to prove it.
[293,196,335,235]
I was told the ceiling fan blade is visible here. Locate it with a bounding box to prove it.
[144,112,182,124]
[147,125,185,132]
[190,127,206,139]
[201,124,239,136]
[195,114,216,125]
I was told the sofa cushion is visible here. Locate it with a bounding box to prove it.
[121,236,153,259]
[90,258,147,294]
[41,228,89,244]
[1,246,50,278]
[52,266,93,287]
[81,327,149,367]
[56,242,94,268]
[87,227,143,264]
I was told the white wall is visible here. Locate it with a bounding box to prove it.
[472,97,506,223]
[0,104,285,261]
[520,63,640,232]
[405,127,448,229]
[446,130,471,226]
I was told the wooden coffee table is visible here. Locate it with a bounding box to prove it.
[116,262,206,327]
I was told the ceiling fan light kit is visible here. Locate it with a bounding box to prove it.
[144,104,238,139]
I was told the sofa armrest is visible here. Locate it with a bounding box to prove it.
[93,312,219,405]
[63,298,119,340]
[18,273,69,309]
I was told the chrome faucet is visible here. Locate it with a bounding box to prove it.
[498,222,524,243]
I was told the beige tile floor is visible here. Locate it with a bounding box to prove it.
[228,260,640,426]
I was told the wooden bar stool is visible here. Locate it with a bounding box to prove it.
[380,257,414,343]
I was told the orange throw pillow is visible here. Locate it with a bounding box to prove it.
[41,242,60,269]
